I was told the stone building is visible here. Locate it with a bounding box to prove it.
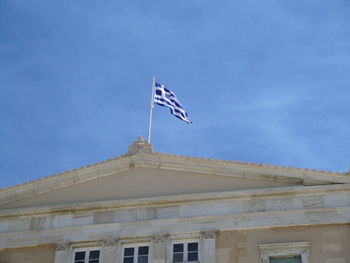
[1,137,350,263]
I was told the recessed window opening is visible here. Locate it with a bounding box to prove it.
[172,241,199,262]
[123,244,149,263]
[270,255,302,263]
[73,249,100,263]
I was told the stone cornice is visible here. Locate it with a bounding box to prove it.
[2,153,347,193]
[1,145,349,206]
[258,241,310,253]
[258,242,310,263]
[1,183,350,219]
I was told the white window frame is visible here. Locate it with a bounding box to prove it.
[171,240,200,263]
[122,243,151,263]
[72,247,102,263]
[258,242,310,263]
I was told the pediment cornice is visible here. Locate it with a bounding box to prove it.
[1,137,349,207]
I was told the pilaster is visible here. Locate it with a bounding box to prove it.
[152,233,169,263]
[54,242,72,263]
[200,230,217,263]
[99,237,120,263]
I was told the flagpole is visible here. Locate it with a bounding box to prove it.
[147,75,156,144]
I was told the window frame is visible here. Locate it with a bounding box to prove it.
[171,240,200,263]
[122,243,151,263]
[72,247,102,263]
[258,242,310,263]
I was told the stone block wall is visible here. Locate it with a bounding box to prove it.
[216,224,350,263]
[0,245,54,263]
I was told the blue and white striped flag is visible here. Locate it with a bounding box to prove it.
[154,82,192,123]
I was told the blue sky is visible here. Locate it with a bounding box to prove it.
[1,0,350,188]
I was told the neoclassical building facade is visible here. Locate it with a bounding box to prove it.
[1,137,350,263]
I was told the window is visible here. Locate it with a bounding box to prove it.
[270,256,302,263]
[172,242,199,262]
[258,242,310,263]
[123,245,149,263]
[73,249,100,263]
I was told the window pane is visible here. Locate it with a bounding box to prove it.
[173,244,184,253]
[138,246,149,255]
[89,260,99,263]
[89,250,100,260]
[270,256,302,263]
[75,251,86,260]
[188,242,198,252]
[124,248,135,256]
[124,257,134,263]
[173,253,184,262]
[138,255,148,263]
[188,252,198,261]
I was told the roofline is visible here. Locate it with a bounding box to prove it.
[1,151,347,192]
[1,150,350,207]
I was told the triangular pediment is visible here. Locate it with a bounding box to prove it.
[0,167,298,209]
[1,138,349,209]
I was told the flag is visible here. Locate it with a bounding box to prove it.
[154,82,192,123]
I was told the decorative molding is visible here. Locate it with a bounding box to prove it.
[2,184,350,219]
[258,242,310,263]
[99,237,120,247]
[200,230,218,239]
[1,206,349,250]
[125,136,153,156]
[54,241,71,251]
[152,233,169,243]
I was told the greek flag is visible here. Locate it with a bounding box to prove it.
[154,82,192,123]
